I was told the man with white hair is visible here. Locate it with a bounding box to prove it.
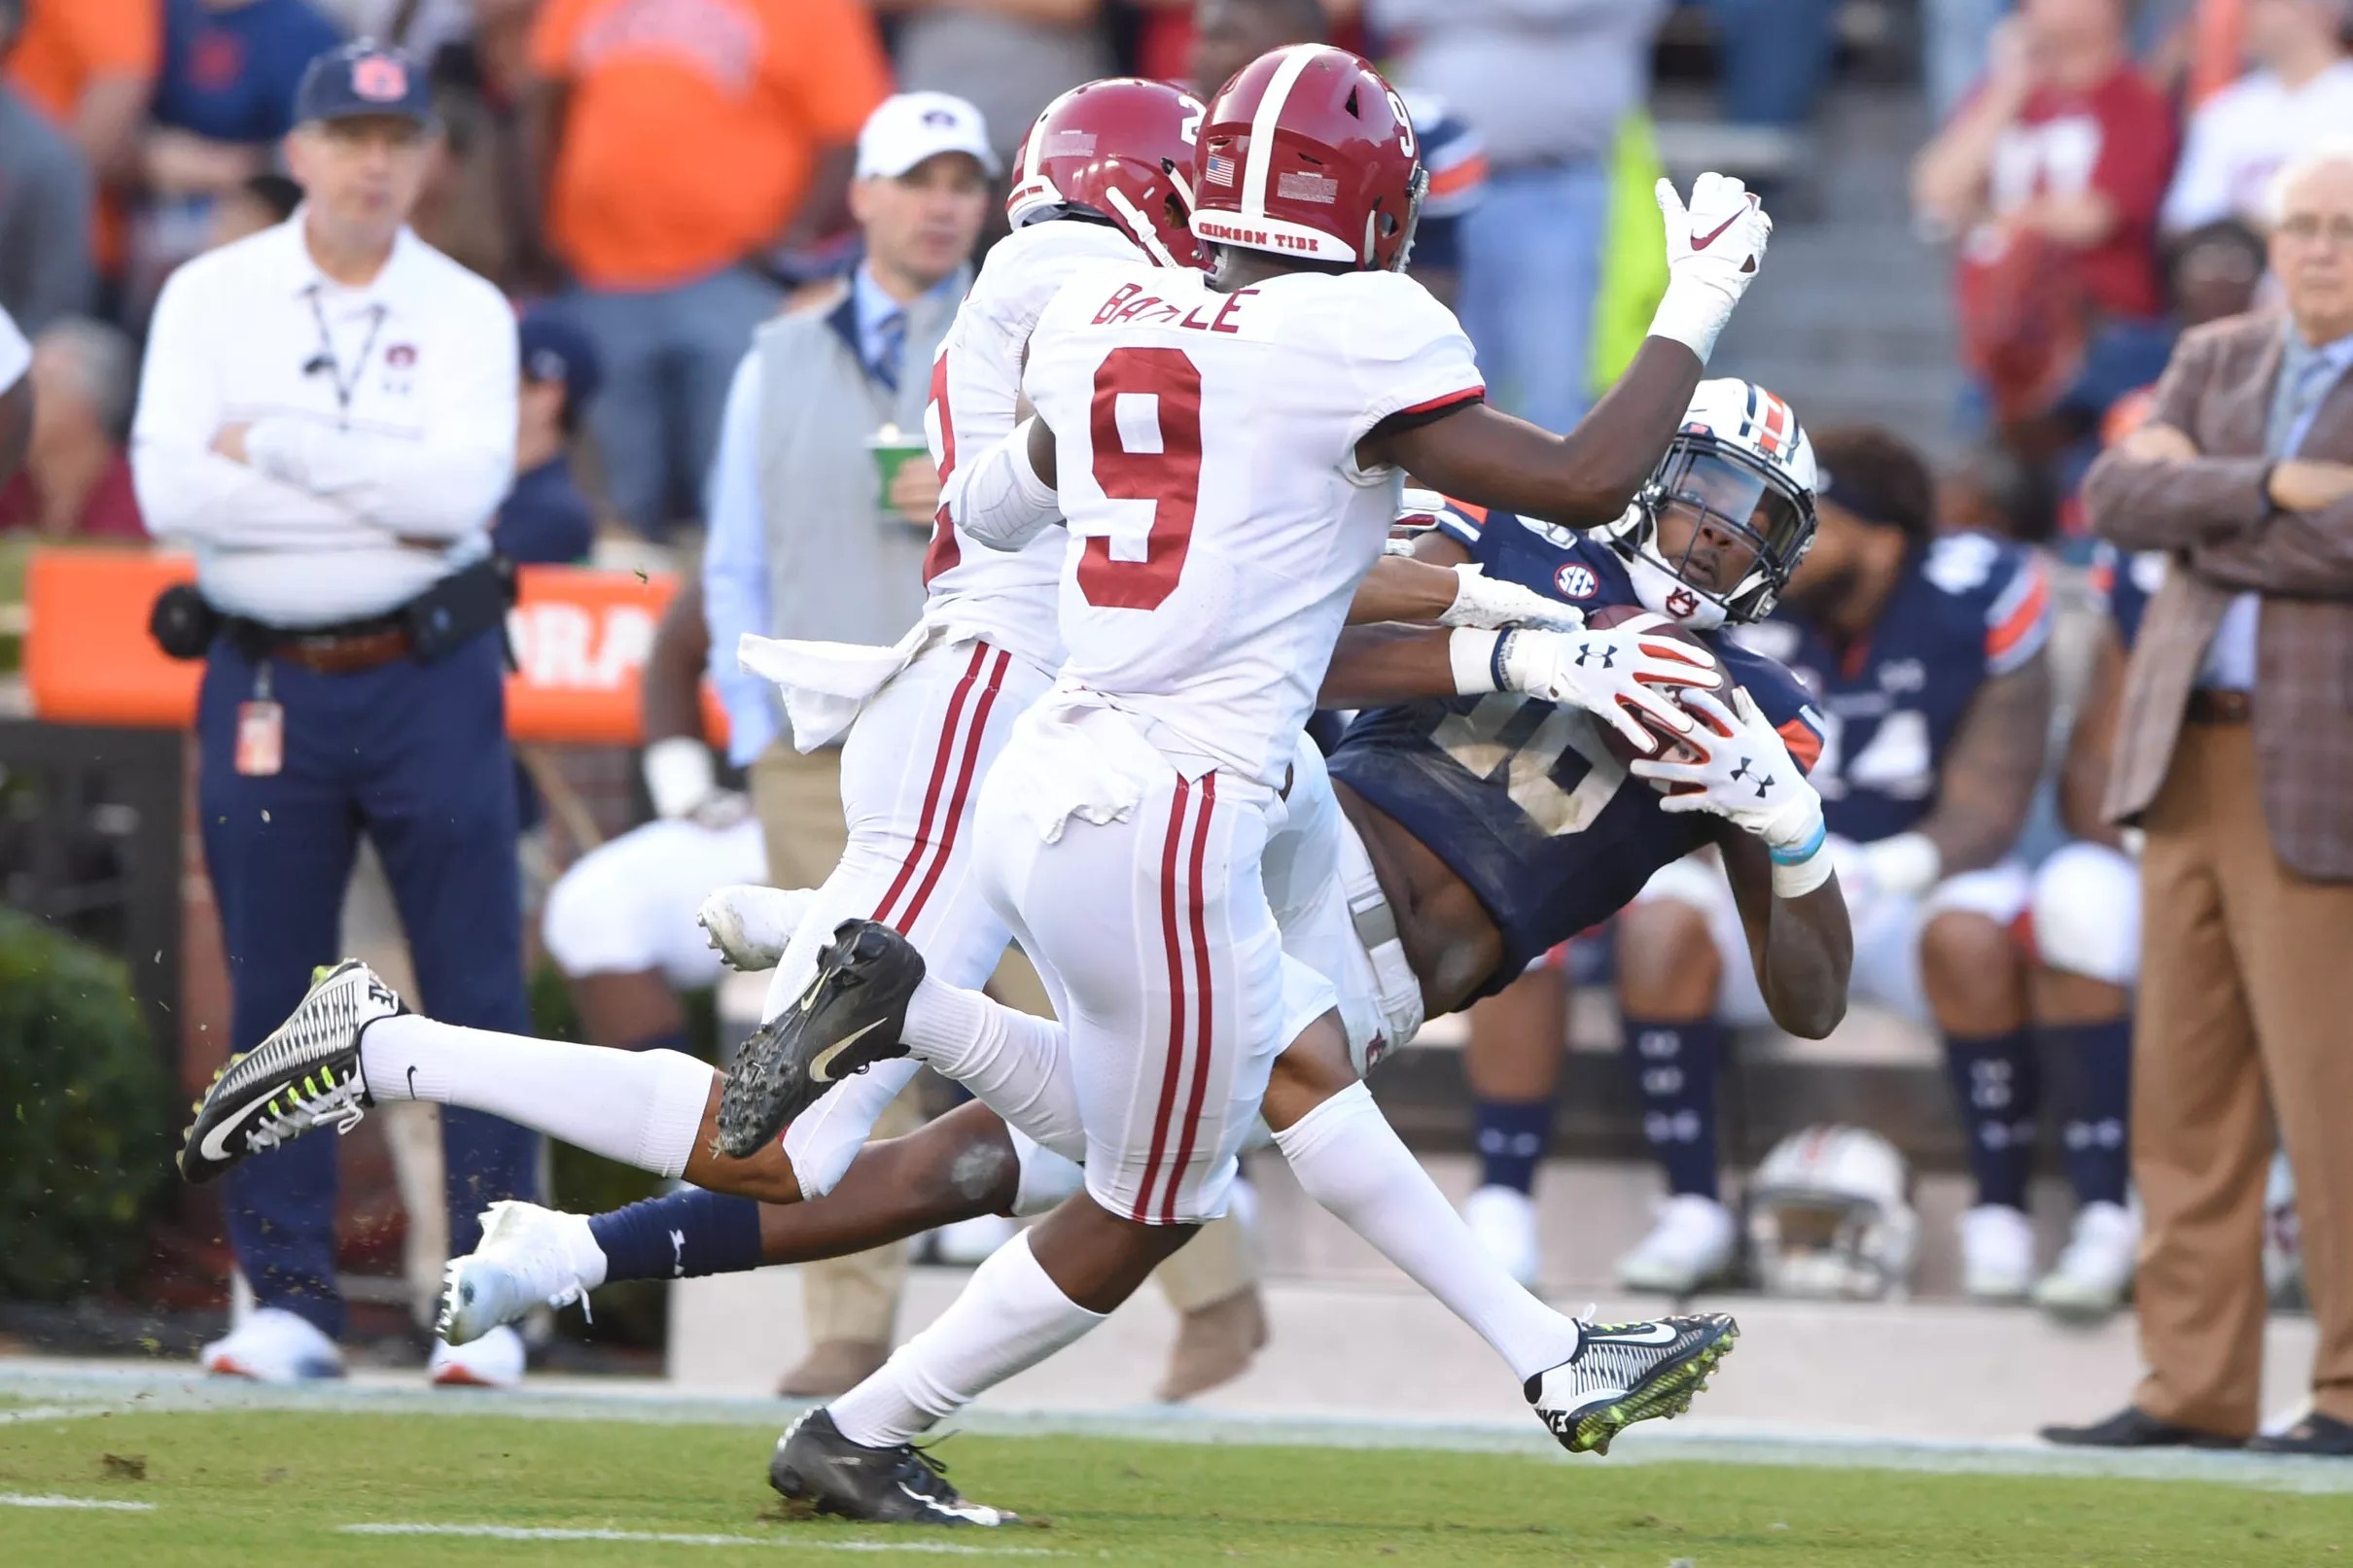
[2048,141,2353,1456]
[2162,0,2353,235]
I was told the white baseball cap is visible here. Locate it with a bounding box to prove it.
[857,92,1000,181]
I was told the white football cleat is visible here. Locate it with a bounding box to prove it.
[1961,1203,2036,1301]
[1462,1185,1542,1288]
[1615,1194,1737,1294]
[697,885,816,972]
[930,1213,1020,1267]
[439,1200,606,1346]
[429,1323,526,1388]
[2032,1201,2138,1320]
[200,1306,344,1383]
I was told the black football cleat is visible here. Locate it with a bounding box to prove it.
[179,959,404,1183]
[716,920,923,1159]
[769,1408,1015,1526]
[1528,1311,1739,1455]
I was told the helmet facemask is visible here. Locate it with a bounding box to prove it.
[1616,436,1817,626]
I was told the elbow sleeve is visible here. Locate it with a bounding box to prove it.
[953,418,1059,550]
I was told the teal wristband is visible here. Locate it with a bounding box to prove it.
[1769,819,1828,866]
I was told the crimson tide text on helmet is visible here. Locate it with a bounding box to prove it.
[1006,78,1210,269]
[1599,378,1820,630]
[1186,44,1425,272]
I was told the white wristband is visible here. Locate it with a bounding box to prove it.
[1646,277,1734,365]
[1447,628,1502,695]
[1772,847,1837,899]
[643,736,717,820]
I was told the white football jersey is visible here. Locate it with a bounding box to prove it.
[923,219,1141,671]
[1023,262,1483,786]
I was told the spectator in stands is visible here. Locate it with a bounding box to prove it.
[1190,0,1484,308]
[136,0,345,314]
[1913,0,2178,431]
[1609,429,2056,1301]
[0,316,140,539]
[701,91,990,1399]
[1701,0,1836,143]
[0,0,91,333]
[2163,0,2353,234]
[523,0,892,539]
[1923,0,2014,122]
[496,305,602,566]
[207,169,302,250]
[4,0,160,291]
[887,0,1111,176]
[2049,143,2353,1456]
[1369,0,1666,433]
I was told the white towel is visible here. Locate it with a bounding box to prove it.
[997,687,1163,844]
[737,622,931,753]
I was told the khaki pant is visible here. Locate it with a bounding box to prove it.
[752,742,919,1346]
[2132,721,2353,1435]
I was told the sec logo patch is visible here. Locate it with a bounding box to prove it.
[1555,564,1598,600]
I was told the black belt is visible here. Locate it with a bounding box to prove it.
[2185,689,2252,724]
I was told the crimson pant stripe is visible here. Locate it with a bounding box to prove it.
[871,644,991,929]
[1158,772,1219,1224]
[1132,775,1195,1223]
[893,648,1011,931]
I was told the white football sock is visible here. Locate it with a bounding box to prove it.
[827,1230,1105,1446]
[1273,1080,1582,1381]
[900,976,1088,1163]
[781,1059,924,1201]
[361,1016,713,1178]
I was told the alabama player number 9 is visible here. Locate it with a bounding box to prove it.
[1078,345,1203,610]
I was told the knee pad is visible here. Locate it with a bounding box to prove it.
[2030,843,2140,988]
[1008,1130,1087,1217]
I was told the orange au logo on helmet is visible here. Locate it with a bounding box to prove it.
[351,57,408,101]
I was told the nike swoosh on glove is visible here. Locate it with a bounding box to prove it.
[1631,686,1823,854]
[1439,565,1587,632]
[1497,622,1720,753]
[1650,172,1774,363]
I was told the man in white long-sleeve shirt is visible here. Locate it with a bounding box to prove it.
[131,41,539,1391]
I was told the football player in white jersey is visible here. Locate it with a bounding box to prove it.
[725,46,1790,1522]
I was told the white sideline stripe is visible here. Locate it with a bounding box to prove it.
[0,1404,120,1425]
[0,1493,157,1512]
[342,1522,1053,1554]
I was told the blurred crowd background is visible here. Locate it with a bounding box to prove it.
[1,0,2347,1408]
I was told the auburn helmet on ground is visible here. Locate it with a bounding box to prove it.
[1005,78,1209,270]
[1187,44,1425,272]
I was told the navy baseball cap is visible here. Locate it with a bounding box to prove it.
[295,40,434,128]
[518,306,603,421]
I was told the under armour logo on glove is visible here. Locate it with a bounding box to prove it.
[1729,756,1774,798]
[1575,642,1617,670]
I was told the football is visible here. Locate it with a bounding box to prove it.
[1584,604,1732,769]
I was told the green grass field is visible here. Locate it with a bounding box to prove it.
[5,1403,2352,1567]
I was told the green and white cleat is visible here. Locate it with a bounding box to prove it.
[178,959,404,1183]
[1528,1311,1739,1455]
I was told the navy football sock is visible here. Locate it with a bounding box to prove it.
[1944,1028,2041,1210]
[1472,1099,1553,1195]
[587,1188,764,1283]
[1621,1015,1725,1201]
[2050,1018,2131,1208]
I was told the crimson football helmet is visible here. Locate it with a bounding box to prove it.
[1188,44,1425,272]
[1005,78,1209,269]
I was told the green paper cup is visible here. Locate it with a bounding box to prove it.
[867,430,931,518]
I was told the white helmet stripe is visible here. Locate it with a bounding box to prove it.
[1024,90,1066,187]
[1241,43,1323,224]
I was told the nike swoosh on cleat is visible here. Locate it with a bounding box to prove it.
[808,1018,891,1084]
[1593,1322,1683,1347]
[195,1090,280,1165]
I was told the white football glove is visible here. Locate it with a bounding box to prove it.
[1631,686,1825,862]
[1495,618,1720,754]
[1651,172,1774,363]
[643,736,720,820]
[1439,565,1587,632]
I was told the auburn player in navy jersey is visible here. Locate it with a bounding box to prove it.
[1611,427,2060,1299]
[2019,540,2162,1318]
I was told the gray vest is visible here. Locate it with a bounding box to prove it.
[754,271,966,744]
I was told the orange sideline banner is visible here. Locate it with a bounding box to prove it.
[24,548,729,747]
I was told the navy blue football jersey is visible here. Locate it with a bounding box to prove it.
[2089,540,2164,651]
[1726,532,2052,845]
[1398,91,1485,276]
[1328,505,1823,1003]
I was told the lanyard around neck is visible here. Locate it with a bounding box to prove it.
[303,284,389,419]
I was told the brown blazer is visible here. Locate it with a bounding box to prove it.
[2083,311,2353,881]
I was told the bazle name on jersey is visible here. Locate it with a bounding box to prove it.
[1328,505,1824,1003]
[1727,532,2052,847]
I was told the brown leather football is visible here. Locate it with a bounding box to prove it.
[1584,604,1731,769]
